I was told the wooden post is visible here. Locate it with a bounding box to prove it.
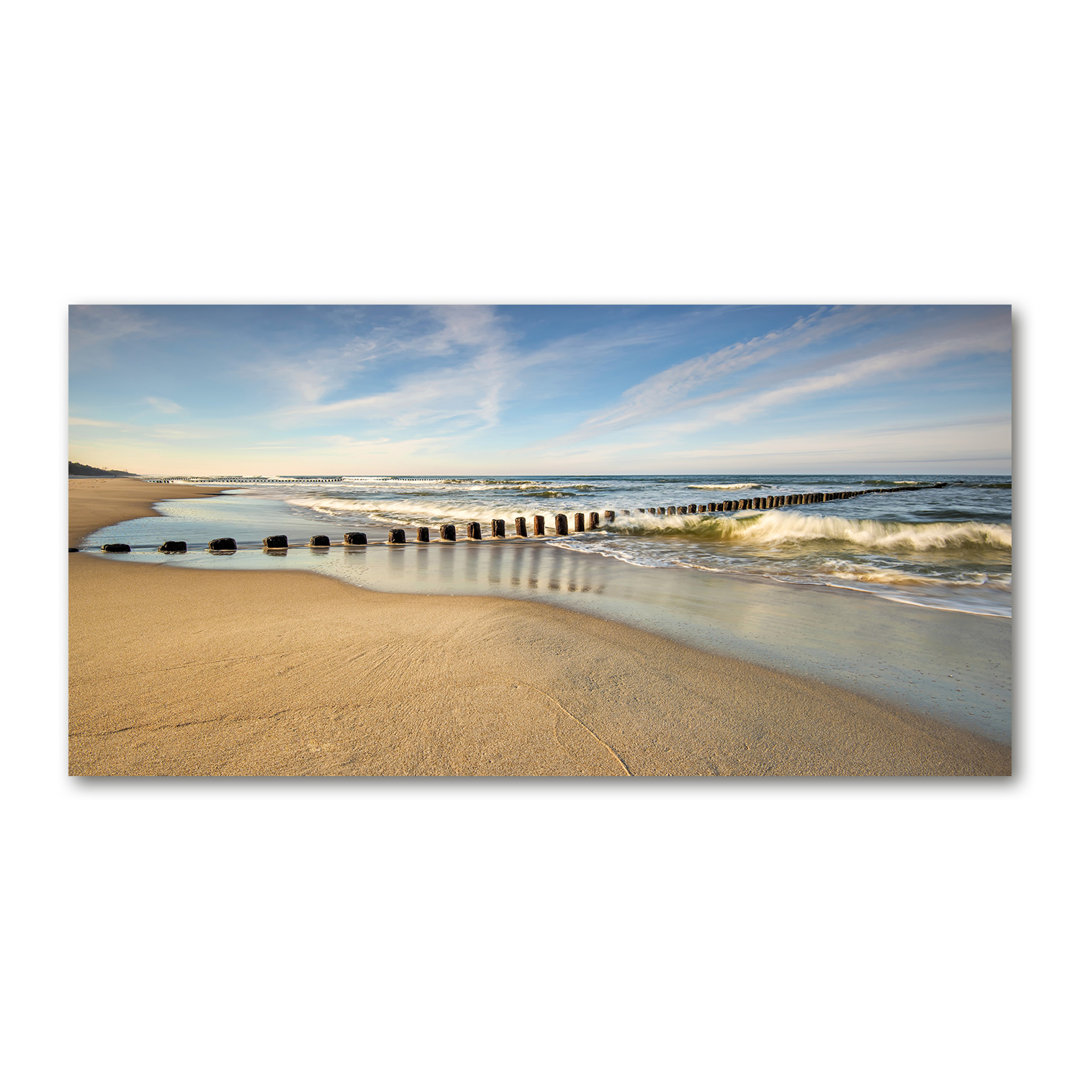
[263,534,288,549]
[604,510,615,523]
[344,532,367,545]
[588,511,600,529]
[208,538,236,551]
[158,540,187,553]
[491,518,506,538]
[416,526,430,543]
[441,524,457,542]
[388,529,405,544]
[309,535,331,547]
[533,515,545,536]
[555,514,569,535]
[467,521,482,540]
[102,543,131,553]
[515,517,527,537]
[667,505,677,515]
[574,512,585,531]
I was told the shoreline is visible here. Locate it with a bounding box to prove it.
[68,477,229,547]
[68,479,1011,776]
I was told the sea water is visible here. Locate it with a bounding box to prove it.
[81,474,1012,739]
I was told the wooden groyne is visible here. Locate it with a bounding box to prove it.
[81,483,949,551]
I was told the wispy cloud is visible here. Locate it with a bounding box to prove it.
[565,306,1010,444]
[566,307,866,438]
[272,306,696,433]
[144,396,184,414]
[69,416,125,428]
[272,307,517,430]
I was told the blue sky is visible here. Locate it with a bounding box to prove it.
[68,305,1012,475]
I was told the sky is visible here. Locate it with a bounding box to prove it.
[68,304,1012,475]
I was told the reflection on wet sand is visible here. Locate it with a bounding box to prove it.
[87,536,1008,740]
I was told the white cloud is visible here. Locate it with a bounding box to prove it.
[566,306,1011,443]
[144,396,184,414]
[69,416,125,428]
[570,306,875,438]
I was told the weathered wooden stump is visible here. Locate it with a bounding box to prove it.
[387,529,406,545]
[588,511,600,529]
[416,526,430,543]
[467,521,482,540]
[441,524,457,542]
[158,540,187,553]
[207,538,236,551]
[263,535,288,549]
[555,514,569,535]
[604,510,615,523]
[101,542,131,553]
[574,512,585,531]
[533,515,545,536]
[515,517,527,537]
[667,505,677,515]
[491,519,506,538]
[344,532,367,545]
[309,535,331,547]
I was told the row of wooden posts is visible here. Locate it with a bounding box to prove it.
[90,483,946,552]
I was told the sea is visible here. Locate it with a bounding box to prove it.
[82,473,1012,738]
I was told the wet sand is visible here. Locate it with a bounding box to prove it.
[67,480,1011,776]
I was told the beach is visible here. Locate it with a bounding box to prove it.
[68,479,1010,776]
[68,477,228,548]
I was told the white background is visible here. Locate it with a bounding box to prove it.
[5,2,1075,1077]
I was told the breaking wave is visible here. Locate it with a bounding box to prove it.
[615,510,1012,552]
[687,482,759,491]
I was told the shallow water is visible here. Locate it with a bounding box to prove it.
[127,473,1012,617]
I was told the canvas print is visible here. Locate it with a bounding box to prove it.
[68,304,1012,776]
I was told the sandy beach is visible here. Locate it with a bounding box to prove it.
[68,477,228,548]
[68,479,1011,776]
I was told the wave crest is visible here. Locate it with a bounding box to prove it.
[616,510,1012,552]
[687,482,759,491]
